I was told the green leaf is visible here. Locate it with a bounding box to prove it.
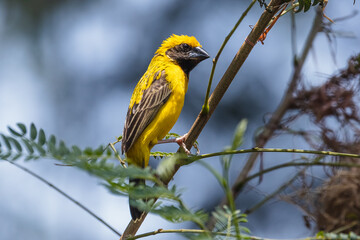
[132,200,208,225]
[128,184,178,200]
[30,123,37,140]
[295,0,304,13]
[0,152,12,160]
[212,206,249,235]
[312,0,321,6]
[11,153,22,161]
[8,126,23,137]
[1,134,12,150]
[8,137,22,152]
[349,232,360,240]
[212,207,230,233]
[47,141,56,155]
[324,233,339,239]
[49,134,56,146]
[84,147,93,156]
[34,143,46,156]
[316,231,325,238]
[303,0,311,12]
[58,140,69,156]
[71,145,82,156]
[338,233,348,240]
[25,155,35,161]
[16,123,27,135]
[38,129,46,146]
[231,119,248,150]
[106,148,112,156]
[22,139,34,154]
[121,166,158,183]
[156,154,181,179]
[94,145,104,156]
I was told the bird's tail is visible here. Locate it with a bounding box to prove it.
[129,178,145,220]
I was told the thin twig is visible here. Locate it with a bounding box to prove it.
[125,226,356,240]
[243,161,360,185]
[332,221,359,234]
[281,2,299,16]
[290,1,297,59]
[5,159,122,237]
[245,169,305,214]
[188,147,360,163]
[202,0,257,114]
[109,141,127,168]
[127,228,262,240]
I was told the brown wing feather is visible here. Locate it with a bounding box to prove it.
[122,71,171,154]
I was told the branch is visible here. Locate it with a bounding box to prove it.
[206,7,324,230]
[120,0,288,238]
[127,228,238,240]
[126,227,360,240]
[127,228,273,240]
[188,147,360,163]
[202,0,257,113]
[244,170,304,215]
[109,140,127,168]
[242,161,360,185]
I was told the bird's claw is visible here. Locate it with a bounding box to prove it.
[175,133,191,154]
[193,142,200,155]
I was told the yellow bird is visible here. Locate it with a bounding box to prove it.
[122,34,209,220]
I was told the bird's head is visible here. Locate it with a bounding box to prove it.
[156,34,209,74]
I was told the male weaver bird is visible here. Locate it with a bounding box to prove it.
[121,34,209,220]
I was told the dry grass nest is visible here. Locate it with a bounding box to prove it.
[316,169,360,234]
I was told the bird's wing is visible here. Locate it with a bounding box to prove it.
[122,70,171,154]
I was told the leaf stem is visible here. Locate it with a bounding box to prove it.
[127,228,248,240]
[109,141,127,168]
[202,0,257,114]
[188,147,360,163]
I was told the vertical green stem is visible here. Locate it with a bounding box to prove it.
[202,0,257,114]
[225,183,242,239]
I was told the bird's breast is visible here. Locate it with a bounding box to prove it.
[143,67,188,147]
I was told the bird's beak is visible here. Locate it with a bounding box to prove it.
[189,46,210,61]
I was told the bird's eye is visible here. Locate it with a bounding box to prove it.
[182,43,191,51]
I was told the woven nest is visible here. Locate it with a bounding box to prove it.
[316,169,360,233]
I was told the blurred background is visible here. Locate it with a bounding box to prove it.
[0,1,359,239]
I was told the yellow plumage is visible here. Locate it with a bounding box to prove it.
[122,34,209,220]
[155,34,203,56]
[126,64,187,167]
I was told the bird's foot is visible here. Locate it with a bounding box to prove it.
[156,133,192,155]
[175,133,191,154]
